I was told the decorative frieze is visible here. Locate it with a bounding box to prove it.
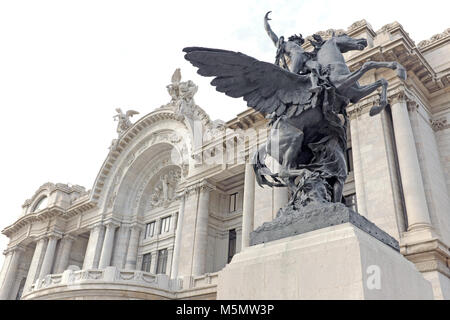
[377,21,403,33]
[347,19,370,32]
[418,28,450,49]
[305,28,345,43]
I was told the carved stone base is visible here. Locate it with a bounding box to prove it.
[249,202,399,251]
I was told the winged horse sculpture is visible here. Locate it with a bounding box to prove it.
[183,13,406,209]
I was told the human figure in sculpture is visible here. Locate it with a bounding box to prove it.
[264,11,321,93]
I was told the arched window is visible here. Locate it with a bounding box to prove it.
[32,196,48,212]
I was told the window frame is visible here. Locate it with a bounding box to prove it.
[145,221,156,239]
[159,216,171,234]
[141,253,152,272]
[32,196,48,213]
[229,192,238,213]
[156,248,168,274]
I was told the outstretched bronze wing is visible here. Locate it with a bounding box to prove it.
[183,47,314,117]
[126,110,140,118]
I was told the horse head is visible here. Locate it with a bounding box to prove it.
[332,33,367,53]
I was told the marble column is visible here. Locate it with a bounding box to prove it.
[83,224,105,269]
[54,235,76,273]
[112,226,130,269]
[124,225,141,270]
[0,246,25,300]
[98,222,118,269]
[390,95,431,230]
[23,237,47,293]
[241,162,255,249]
[39,235,59,278]
[171,193,185,279]
[273,162,289,215]
[192,183,211,276]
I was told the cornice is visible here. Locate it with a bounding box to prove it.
[4,244,27,255]
[1,205,66,237]
[22,183,87,209]
[417,28,450,51]
[347,19,376,37]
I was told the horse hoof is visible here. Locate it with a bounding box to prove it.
[396,66,407,80]
[369,105,383,116]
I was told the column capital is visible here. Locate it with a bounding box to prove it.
[63,234,77,242]
[388,86,421,110]
[198,180,215,193]
[430,116,449,132]
[175,189,186,200]
[406,100,419,113]
[184,180,215,198]
[87,222,103,230]
[388,88,407,105]
[103,219,120,229]
[129,223,144,232]
[347,94,379,119]
[46,231,63,240]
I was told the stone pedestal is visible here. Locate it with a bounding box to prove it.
[217,223,433,299]
[250,202,399,251]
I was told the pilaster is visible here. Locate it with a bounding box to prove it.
[0,245,26,300]
[191,181,213,276]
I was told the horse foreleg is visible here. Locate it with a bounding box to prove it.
[347,79,389,115]
[336,61,404,92]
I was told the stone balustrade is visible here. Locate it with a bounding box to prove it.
[29,267,181,292]
[24,267,218,300]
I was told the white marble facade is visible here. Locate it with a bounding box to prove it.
[1,21,450,300]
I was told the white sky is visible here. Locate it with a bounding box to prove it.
[0,0,448,267]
